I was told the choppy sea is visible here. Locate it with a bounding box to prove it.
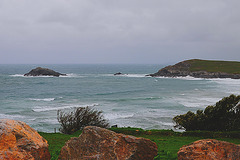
[0,64,239,132]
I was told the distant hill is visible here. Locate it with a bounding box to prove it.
[149,59,240,79]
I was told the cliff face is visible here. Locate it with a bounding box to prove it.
[150,59,240,79]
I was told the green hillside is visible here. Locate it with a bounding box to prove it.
[189,59,240,74]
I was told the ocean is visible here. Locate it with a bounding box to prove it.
[0,64,239,132]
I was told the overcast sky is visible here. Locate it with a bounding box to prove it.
[0,0,240,64]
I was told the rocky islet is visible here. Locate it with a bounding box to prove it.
[24,67,66,77]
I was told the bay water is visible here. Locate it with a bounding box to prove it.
[0,64,239,132]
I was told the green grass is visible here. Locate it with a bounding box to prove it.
[39,130,82,160]
[39,128,240,160]
[188,59,240,74]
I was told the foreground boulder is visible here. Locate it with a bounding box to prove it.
[24,67,66,77]
[178,139,240,160]
[58,126,158,160]
[0,119,50,160]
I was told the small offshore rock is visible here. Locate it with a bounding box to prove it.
[58,126,158,160]
[24,67,66,77]
[178,139,240,160]
[0,119,50,160]
[114,72,123,76]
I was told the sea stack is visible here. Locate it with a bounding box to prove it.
[24,67,66,77]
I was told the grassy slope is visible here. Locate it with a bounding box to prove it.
[188,59,240,74]
[39,128,240,160]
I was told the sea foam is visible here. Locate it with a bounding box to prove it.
[10,74,24,77]
[0,113,25,119]
[32,103,99,112]
[104,113,135,120]
[29,98,55,102]
[121,74,146,78]
[155,76,205,81]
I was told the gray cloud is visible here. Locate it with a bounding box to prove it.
[0,0,240,64]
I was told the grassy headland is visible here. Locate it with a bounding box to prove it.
[150,59,240,78]
[189,59,240,74]
[39,128,240,160]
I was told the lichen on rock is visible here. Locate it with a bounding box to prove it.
[0,119,51,160]
[58,126,158,160]
[178,139,240,160]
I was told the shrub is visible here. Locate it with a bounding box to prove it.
[57,106,109,134]
[173,94,240,131]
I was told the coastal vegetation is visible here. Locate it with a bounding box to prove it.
[39,128,240,160]
[189,59,240,74]
[150,59,240,78]
[57,106,109,134]
[40,94,240,159]
[173,94,240,131]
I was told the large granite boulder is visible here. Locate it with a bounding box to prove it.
[58,126,158,160]
[24,67,66,77]
[0,119,50,160]
[178,139,240,160]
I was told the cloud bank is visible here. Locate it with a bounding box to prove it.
[0,0,240,64]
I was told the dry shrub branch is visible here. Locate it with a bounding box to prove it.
[57,106,109,134]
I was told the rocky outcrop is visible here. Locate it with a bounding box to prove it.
[58,126,158,160]
[178,139,240,160]
[0,119,50,160]
[24,67,66,77]
[149,59,240,79]
[114,72,123,76]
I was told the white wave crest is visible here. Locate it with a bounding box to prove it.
[10,73,86,78]
[160,122,174,126]
[11,74,63,78]
[114,74,146,78]
[124,74,147,78]
[10,74,24,77]
[104,113,134,120]
[60,73,85,78]
[176,97,221,108]
[210,78,240,85]
[29,98,55,102]
[0,113,25,119]
[22,75,55,78]
[156,76,204,80]
[32,103,99,112]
